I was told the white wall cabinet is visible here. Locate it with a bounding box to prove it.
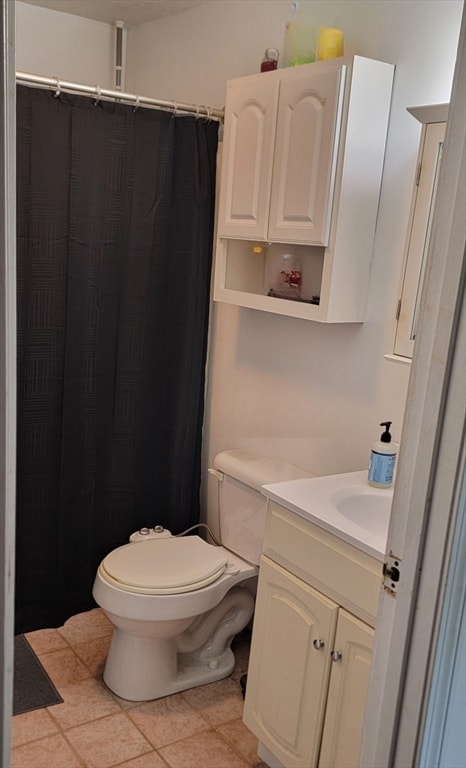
[394,104,448,358]
[243,502,380,768]
[214,56,394,323]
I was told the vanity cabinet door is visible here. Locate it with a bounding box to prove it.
[268,65,345,246]
[318,609,374,768]
[217,74,280,241]
[243,556,339,768]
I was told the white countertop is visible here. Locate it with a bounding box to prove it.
[262,470,393,561]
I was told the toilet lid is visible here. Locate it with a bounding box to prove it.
[100,536,228,595]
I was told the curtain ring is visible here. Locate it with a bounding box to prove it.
[195,104,200,120]
[172,101,178,118]
[133,95,140,113]
[206,105,212,122]
[94,85,102,106]
[54,77,61,98]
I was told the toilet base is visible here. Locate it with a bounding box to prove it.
[97,578,256,702]
[103,629,236,701]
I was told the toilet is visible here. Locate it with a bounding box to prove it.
[92,450,310,701]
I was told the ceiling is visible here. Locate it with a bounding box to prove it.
[20,0,211,27]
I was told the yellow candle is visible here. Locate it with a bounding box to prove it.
[317,27,344,60]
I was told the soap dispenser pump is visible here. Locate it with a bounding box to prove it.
[368,421,397,488]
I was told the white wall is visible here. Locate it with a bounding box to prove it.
[14,0,463,534]
[129,0,462,117]
[128,0,462,530]
[15,2,114,86]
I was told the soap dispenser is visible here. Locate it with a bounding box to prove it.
[368,421,398,488]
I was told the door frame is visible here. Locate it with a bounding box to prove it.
[0,0,17,764]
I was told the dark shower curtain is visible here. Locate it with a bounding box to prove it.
[15,86,218,634]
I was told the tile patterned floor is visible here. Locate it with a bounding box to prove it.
[12,609,267,768]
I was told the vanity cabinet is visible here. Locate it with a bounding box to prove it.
[243,501,381,768]
[214,56,394,322]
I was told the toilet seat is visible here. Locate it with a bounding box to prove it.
[99,536,228,595]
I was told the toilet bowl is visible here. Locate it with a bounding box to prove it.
[92,450,311,702]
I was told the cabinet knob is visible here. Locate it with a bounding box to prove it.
[330,650,342,662]
[313,639,325,650]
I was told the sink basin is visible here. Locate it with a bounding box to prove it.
[262,470,394,559]
[331,487,392,529]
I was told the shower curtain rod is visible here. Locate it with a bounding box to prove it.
[15,71,225,120]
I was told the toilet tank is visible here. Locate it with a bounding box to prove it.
[210,450,312,566]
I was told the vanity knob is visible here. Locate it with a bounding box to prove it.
[313,639,325,651]
[330,650,342,662]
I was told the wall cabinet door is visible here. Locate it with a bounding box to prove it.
[268,66,345,246]
[243,556,339,768]
[217,64,345,246]
[217,75,280,241]
[318,609,374,768]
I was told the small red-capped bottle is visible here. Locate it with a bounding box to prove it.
[261,48,279,72]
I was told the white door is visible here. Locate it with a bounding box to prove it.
[419,479,466,767]
[361,12,465,767]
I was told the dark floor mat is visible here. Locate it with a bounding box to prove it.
[13,634,63,715]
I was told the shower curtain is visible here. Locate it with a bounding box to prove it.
[15,86,218,634]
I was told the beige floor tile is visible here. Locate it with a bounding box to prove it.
[217,718,261,765]
[24,627,69,655]
[47,677,122,730]
[11,708,59,749]
[73,633,112,678]
[182,678,245,725]
[11,732,82,768]
[12,611,254,767]
[128,692,209,749]
[230,664,248,687]
[107,690,147,711]
[38,647,92,688]
[115,750,169,767]
[159,730,249,768]
[64,711,152,768]
[58,608,113,645]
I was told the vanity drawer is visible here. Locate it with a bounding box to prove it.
[263,501,382,626]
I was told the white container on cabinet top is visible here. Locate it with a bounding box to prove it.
[214,55,394,323]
